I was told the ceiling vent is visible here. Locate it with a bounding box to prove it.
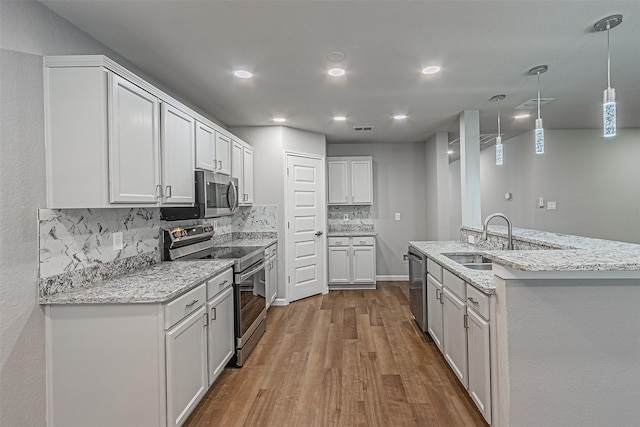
[353,126,374,131]
[449,133,501,145]
[513,98,555,110]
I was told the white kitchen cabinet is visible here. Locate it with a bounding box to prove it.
[265,244,278,308]
[467,305,492,424]
[166,305,208,427]
[109,73,161,204]
[327,156,373,205]
[232,141,254,206]
[206,286,234,386]
[427,273,444,352]
[195,121,216,171]
[328,236,376,289]
[215,133,232,175]
[161,103,195,204]
[442,286,468,388]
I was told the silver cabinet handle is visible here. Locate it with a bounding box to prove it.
[315,231,323,236]
[211,307,217,321]
[185,298,198,307]
[468,297,479,305]
[435,288,441,301]
[156,184,162,199]
[218,160,222,170]
[165,185,172,198]
[220,280,228,286]
[359,240,367,244]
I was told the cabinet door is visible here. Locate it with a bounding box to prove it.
[109,73,160,203]
[443,287,468,388]
[352,245,375,284]
[215,133,231,175]
[467,308,492,424]
[427,274,444,352]
[351,159,373,204]
[161,103,195,204]
[166,306,207,427]
[207,286,234,386]
[231,141,244,198]
[242,147,254,205]
[328,246,350,284]
[268,256,278,306]
[195,121,215,171]
[327,160,349,204]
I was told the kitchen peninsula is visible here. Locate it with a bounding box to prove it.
[410,226,640,427]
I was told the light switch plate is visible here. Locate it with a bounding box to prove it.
[538,197,545,208]
[395,213,401,221]
[113,232,124,251]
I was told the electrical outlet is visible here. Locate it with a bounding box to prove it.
[547,201,557,210]
[343,214,349,221]
[113,232,124,251]
[395,213,401,221]
[468,235,476,244]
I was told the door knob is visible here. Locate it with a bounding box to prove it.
[315,231,323,236]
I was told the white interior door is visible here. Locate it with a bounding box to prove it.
[286,153,326,302]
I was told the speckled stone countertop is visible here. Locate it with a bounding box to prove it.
[41,260,235,305]
[221,238,278,247]
[327,231,377,237]
[411,228,640,295]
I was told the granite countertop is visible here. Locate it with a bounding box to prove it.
[327,231,377,237]
[410,228,640,295]
[41,259,235,305]
[221,238,278,247]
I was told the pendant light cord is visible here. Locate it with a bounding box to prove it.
[607,23,612,89]
[537,72,541,120]
[497,99,501,137]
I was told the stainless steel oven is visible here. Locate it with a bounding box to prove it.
[408,247,427,332]
[161,170,238,221]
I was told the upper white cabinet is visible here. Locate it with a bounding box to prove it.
[160,103,195,204]
[232,140,254,206]
[195,121,216,171]
[44,55,251,208]
[327,156,373,205]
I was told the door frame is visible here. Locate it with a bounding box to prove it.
[283,150,327,305]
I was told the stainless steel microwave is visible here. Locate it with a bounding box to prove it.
[161,171,238,220]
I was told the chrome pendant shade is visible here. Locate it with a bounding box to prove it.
[528,65,548,154]
[491,94,506,165]
[594,14,622,138]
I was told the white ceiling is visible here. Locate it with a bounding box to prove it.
[40,0,640,150]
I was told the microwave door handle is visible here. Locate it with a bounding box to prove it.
[228,180,238,212]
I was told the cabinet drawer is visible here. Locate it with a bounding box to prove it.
[443,269,465,299]
[352,236,374,246]
[328,237,349,246]
[466,284,490,320]
[426,258,443,282]
[206,268,233,300]
[165,283,206,330]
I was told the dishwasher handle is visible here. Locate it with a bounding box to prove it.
[407,252,423,264]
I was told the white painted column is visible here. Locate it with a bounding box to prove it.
[459,110,481,227]
[435,132,451,239]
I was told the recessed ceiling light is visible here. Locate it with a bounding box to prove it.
[393,114,408,120]
[327,51,347,62]
[514,113,530,119]
[233,69,253,79]
[422,66,441,75]
[272,117,286,123]
[328,68,346,77]
[333,116,347,121]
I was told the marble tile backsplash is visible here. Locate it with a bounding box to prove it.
[38,205,278,296]
[328,205,374,232]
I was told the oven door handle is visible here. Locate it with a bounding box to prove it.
[235,260,266,283]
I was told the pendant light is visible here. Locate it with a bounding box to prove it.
[528,65,548,154]
[491,94,506,165]
[594,14,623,138]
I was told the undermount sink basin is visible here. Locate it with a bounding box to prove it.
[444,254,492,264]
[462,263,493,271]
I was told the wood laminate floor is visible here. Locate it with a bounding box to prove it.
[185,282,488,427]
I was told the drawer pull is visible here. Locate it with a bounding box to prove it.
[468,296,479,305]
[211,307,217,321]
[359,240,367,244]
[185,299,199,308]
[435,289,441,301]
[220,280,228,286]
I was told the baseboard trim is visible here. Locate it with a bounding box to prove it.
[376,275,409,281]
[271,298,289,306]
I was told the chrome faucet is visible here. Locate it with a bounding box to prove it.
[482,213,514,250]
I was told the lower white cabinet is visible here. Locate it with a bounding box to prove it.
[265,244,278,308]
[442,286,468,388]
[328,236,376,289]
[166,306,208,427]
[45,268,235,427]
[467,306,492,424]
[426,273,444,351]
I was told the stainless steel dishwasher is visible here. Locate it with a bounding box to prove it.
[408,247,427,332]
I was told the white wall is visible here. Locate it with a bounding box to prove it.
[327,141,427,277]
[478,129,640,243]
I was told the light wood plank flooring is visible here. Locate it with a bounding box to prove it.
[185,282,488,427]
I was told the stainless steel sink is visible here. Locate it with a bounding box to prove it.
[444,254,492,264]
[462,263,493,271]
